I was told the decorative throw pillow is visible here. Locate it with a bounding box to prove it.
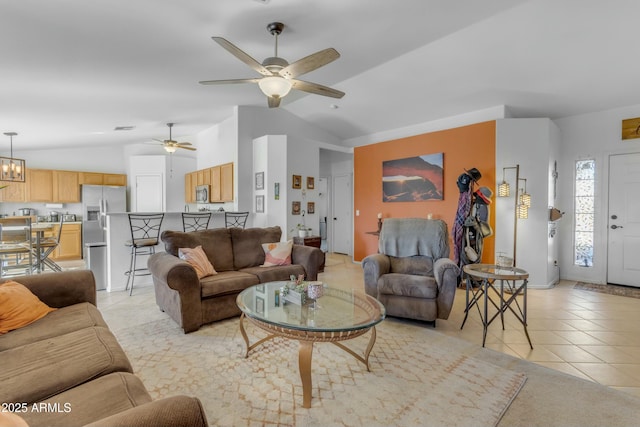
[261,240,293,267]
[0,281,57,334]
[179,245,217,279]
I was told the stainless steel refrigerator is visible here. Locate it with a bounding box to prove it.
[82,185,127,246]
[82,185,126,290]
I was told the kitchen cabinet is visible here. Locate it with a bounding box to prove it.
[184,171,195,203]
[53,170,80,202]
[79,172,126,186]
[0,181,26,202]
[79,172,104,185]
[103,173,127,186]
[27,169,54,202]
[196,169,204,186]
[220,162,234,202]
[209,166,221,202]
[9,169,126,203]
[50,223,82,261]
[185,162,234,203]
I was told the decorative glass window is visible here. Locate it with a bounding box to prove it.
[574,159,595,267]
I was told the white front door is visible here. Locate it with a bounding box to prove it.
[332,174,352,255]
[607,153,640,287]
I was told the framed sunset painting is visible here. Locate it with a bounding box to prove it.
[382,153,443,202]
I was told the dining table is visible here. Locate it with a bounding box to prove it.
[1,222,55,273]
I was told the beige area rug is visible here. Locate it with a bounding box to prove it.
[574,282,640,299]
[113,317,526,427]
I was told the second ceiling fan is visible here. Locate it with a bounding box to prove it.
[152,123,196,153]
[199,22,345,108]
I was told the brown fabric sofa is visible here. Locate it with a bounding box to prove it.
[0,270,208,427]
[149,226,325,333]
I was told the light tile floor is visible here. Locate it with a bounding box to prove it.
[62,253,640,399]
[320,253,640,398]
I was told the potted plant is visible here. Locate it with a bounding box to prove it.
[291,224,311,238]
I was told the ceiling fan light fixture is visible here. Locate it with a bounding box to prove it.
[164,145,177,154]
[258,76,292,98]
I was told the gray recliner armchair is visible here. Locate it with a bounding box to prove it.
[362,218,460,326]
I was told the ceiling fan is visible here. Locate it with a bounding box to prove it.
[151,123,196,153]
[199,22,345,108]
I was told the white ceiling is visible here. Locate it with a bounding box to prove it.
[2,0,640,152]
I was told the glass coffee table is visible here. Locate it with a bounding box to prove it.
[236,281,385,408]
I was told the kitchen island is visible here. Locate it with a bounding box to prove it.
[104,211,230,292]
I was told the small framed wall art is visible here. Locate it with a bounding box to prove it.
[255,172,264,190]
[622,117,640,140]
[307,176,315,189]
[256,195,264,213]
[307,201,315,214]
[292,201,301,215]
[292,174,302,189]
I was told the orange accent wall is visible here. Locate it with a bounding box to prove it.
[353,121,496,262]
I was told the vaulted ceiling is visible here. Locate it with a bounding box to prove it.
[2,0,639,151]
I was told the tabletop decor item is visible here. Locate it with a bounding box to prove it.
[280,275,324,305]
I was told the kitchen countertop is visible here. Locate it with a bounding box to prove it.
[105,211,227,215]
[35,221,83,225]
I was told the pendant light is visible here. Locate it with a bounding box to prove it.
[1,132,26,182]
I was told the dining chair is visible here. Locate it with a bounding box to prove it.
[224,212,249,229]
[0,217,34,277]
[33,217,64,272]
[182,212,212,232]
[124,213,164,295]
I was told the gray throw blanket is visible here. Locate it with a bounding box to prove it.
[378,218,450,259]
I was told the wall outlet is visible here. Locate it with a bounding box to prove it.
[356,210,360,216]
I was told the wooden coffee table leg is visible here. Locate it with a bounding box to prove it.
[298,340,314,408]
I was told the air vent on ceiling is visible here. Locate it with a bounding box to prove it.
[114,126,135,131]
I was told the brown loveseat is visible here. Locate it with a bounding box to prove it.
[0,270,208,427]
[148,226,324,333]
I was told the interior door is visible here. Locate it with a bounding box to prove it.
[135,174,163,212]
[332,174,352,255]
[607,153,640,287]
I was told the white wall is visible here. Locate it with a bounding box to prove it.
[555,102,640,284]
[6,145,127,173]
[192,105,347,228]
[128,155,196,212]
[495,118,558,288]
[252,135,287,234]
[287,136,320,240]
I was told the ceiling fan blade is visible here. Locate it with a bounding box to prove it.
[177,145,197,151]
[212,37,272,77]
[176,142,192,146]
[267,96,281,108]
[290,79,345,99]
[199,78,261,85]
[280,48,340,79]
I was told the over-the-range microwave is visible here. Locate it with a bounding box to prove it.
[195,185,209,203]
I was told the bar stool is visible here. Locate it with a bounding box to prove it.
[182,212,211,232]
[124,213,164,295]
[224,212,249,229]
